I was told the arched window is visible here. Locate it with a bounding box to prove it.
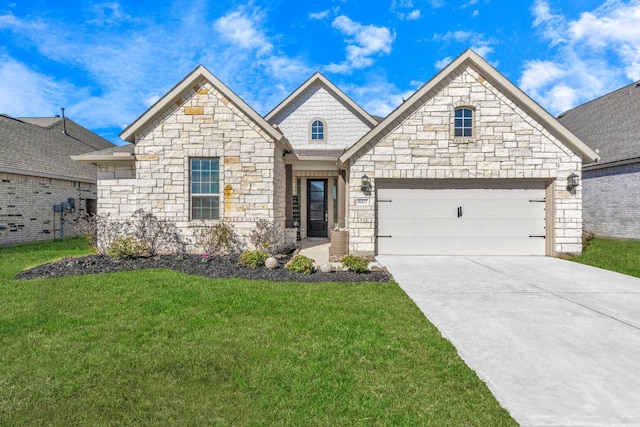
[454,108,473,138]
[311,119,325,141]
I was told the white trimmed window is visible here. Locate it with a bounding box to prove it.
[310,119,325,141]
[191,158,219,220]
[454,107,473,138]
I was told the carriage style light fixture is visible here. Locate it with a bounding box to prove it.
[361,175,372,193]
[567,172,579,194]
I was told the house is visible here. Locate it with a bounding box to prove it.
[73,50,599,256]
[0,114,115,246]
[557,82,640,239]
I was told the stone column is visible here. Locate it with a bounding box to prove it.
[338,169,346,229]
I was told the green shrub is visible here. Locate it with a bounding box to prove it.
[238,250,269,269]
[106,237,147,260]
[195,221,240,256]
[341,255,369,273]
[285,255,315,275]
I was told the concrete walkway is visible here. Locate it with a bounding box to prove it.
[377,256,640,427]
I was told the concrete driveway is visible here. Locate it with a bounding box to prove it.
[377,256,640,427]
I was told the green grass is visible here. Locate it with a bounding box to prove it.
[0,238,515,426]
[570,237,640,279]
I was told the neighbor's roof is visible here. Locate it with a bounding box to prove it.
[120,65,291,152]
[340,49,600,164]
[558,81,640,169]
[71,143,135,163]
[0,114,115,183]
[264,72,378,128]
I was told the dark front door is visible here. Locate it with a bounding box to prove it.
[307,179,328,237]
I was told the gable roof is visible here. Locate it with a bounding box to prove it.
[0,114,115,183]
[339,49,600,164]
[558,81,640,168]
[264,72,378,128]
[120,65,290,151]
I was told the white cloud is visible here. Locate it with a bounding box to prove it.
[524,0,640,114]
[432,30,494,61]
[407,9,421,20]
[214,8,273,55]
[434,56,453,70]
[347,78,415,116]
[0,55,78,117]
[326,15,394,73]
[309,10,331,20]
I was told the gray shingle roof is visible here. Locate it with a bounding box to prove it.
[0,114,115,182]
[558,81,640,166]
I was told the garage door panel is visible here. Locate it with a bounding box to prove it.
[377,182,547,256]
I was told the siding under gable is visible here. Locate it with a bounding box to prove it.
[271,84,372,151]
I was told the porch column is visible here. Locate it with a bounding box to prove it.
[285,164,293,228]
[338,169,346,229]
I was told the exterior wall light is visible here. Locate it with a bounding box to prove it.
[567,172,579,194]
[361,174,372,193]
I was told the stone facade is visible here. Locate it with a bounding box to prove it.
[347,66,583,255]
[271,84,372,150]
[98,78,285,250]
[0,172,96,246]
[583,163,640,239]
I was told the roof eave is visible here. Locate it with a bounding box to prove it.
[119,65,287,147]
[265,72,378,128]
[339,49,601,164]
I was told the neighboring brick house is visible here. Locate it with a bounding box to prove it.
[75,50,599,256]
[558,81,640,239]
[0,114,115,246]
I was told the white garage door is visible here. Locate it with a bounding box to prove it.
[377,181,547,255]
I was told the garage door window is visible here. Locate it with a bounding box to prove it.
[454,107,473,138]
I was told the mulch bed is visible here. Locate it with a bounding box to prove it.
[15,254,392,283]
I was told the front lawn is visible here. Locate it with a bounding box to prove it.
[570,237,640,279]
[0,238,515,426]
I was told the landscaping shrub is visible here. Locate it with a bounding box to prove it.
[238,249,269,268]
[130,209,186,256]
[106,237,147,260]
[249,219,279,255]
[341,255,369,273]
[195,221,240,256]
[285,255,314,275]
[582,230,595,251]
[72,213,99,247]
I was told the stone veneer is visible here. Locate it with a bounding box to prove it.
[347,66,583,255]
[582,163,640,239]
[0,172,96,246]
[97,78,286,250]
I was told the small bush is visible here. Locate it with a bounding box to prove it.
[582,230,595,251]
[195,221,240,256]
[131,209,185,256]
[249,219,279,255]
[341,255,369,273]
[285,255,315,275]
[107,237,147,260]
[238,250,269,269]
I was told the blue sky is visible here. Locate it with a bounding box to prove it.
[1,0,639,145]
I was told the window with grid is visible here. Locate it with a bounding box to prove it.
[311,120,325,141]
[191,158,219,220]
[454,108,473,138]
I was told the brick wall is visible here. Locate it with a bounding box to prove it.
[348,66,583,255]
[97,78,282,251]
[583,163,640,239]
[0,172,96,246]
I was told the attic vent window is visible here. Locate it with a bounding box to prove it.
[454,108,473,138]
[310,119,325,142]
